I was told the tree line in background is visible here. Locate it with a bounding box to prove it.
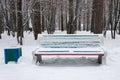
[0,0,120,45]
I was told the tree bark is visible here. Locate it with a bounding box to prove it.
[91,0,104,34]
[67,0,76,34]
[32,1,41,40]
[0,0,2,39]
[0,14,2,39]
[61,3,64,31]
[91,0,95,32]
[47,0,56,34]
[17,0,23,45]
[113,0,120,38]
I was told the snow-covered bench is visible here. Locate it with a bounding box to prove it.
[32,34,106,64]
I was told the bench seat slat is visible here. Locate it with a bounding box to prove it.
[37,50,102,53]
[35,53,104,56]
[34,47,104,54]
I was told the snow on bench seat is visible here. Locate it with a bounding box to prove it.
[32,34,106,64]
[34,48,104,55]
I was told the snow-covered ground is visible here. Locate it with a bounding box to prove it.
[0,31,120,80]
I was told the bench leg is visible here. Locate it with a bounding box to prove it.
[36,55,42,64]
[98,56,102,64]
[102,55,106,65]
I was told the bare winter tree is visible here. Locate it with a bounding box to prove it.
[32,0,41,40]
[78,0,82,31]
[9,0,17,37]
[0,17,2,38]
[119,0,120,34]
[46,0,56,34]
[73,0,80,31]
[86,0,92,31]
[67,0,76,34]
[60,0,64,31]
[41,7,45,32]
[113,0,120,38]
[3,0,11,36]
[118,1,120,34]
[82,0,87,31]
[91,0,95,32]
[17,0,23,45]
[91,0,104,34]
[0,0,2,39]
[108,0,120,39]
[103,0,109,37]
[0,0,17,37]
[22,0,30,31]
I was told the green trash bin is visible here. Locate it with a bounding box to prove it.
[4,47,22,64]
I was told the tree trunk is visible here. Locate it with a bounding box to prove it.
[91,0,95,33]
[67,0,76,34]
[103,0,109,37]
[86,0,92,31]
[74,0,79,31]
[109,0,115,39]
[0,14,2,39]
[0,0,2,39]
[83,0,87,31]
[17,0,23,45]
[91,0,104,34]
[78,0,82,31]
[119,1,120,34]
[0,20,1,38]
[10,0,16,37]
[118,21,120,35]
[42,10,45,32]
[47,0,56,34]
[32,1,41,40]
[61,3,64,31]
[113,0,120,38]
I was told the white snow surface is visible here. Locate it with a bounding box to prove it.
[0,31,120,80]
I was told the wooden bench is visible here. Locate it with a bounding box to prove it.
[32,34,106,64]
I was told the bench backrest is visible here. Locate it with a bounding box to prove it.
[38,34,103,48]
